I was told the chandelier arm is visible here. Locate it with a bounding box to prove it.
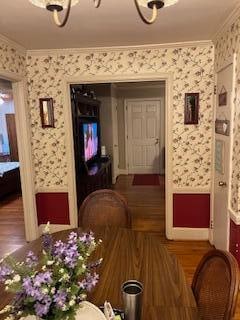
[53,0,72,27]
[93,0,101,8]
[134,0,158,24]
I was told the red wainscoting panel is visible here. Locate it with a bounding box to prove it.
[229,219,240,265]
[36,193,70,225]
[173,194,210,228]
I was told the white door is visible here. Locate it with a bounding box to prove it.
[213,61,234,250]
[111,84,119,183]
[126,99,161,174]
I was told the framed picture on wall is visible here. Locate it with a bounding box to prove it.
[218,86,227,106]
[215,119,230,136]
[39,98,55,128]
[184,93,199,125]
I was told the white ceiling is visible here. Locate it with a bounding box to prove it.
[0,0,238,50]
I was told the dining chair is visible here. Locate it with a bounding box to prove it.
[192,249,239,320]
[79,189,132,229]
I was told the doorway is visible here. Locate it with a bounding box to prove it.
[0,79,25,256]
[0,70,38,249]
[69,80,166,233]
[83,81,165,179]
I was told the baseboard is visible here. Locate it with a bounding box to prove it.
[172,227,210,240]
[38,224,74,235]
[118,169,128,175]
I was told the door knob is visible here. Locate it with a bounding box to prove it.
[219,181,227,187]
[155,138,159,145]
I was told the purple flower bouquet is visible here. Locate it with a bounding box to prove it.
[0,223,102,320]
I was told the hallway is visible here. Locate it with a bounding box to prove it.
[114,175,165,234]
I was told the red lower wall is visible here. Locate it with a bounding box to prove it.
[229,219,240,265]
[36,193,70,225]
[173,193,210,228]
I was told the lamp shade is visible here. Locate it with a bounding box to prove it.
[29,0,80,9]
[138,0,178,8]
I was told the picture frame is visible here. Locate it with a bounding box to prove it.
[218,86,228,106]
[39,98,55,128]
[218,92,227,106]
[184,93,199,125]
[215,119,230,136]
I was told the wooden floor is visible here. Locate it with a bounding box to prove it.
[114,175,240,319]
[0,176,240,318]
[114,175,212,284]
[0,194,26,258]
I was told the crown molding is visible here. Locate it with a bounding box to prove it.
[27,40,213,56]
[0,33,26,55]
[212,4,240,42]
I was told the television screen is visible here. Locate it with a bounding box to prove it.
[83,122,98,162]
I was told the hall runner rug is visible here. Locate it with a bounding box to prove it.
[132,174,160,186]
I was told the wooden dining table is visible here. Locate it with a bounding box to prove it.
[0,227,199,320]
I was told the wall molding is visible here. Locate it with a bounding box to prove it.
[229,208,240,225]
[35,187,69,194]
[27,40,213,56]
[173,187,211,194]
[212,4,240,42]
[0,33,26,55]
[172,227,209,240]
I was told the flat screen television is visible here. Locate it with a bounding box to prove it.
[83,122,99,163]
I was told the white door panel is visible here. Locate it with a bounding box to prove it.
[213,62,234,250]
[127,100,161,174]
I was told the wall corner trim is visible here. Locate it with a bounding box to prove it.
[229,208,240,225]
[212,4,240,41]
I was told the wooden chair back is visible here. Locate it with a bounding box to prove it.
[192,249,239,320]
[79,189,132,229]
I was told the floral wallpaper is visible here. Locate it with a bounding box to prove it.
[26,45,214,189]
[0,40,26,76]
[215,16,240,213]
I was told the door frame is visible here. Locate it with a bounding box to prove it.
[124,97,164,175]
[0,69,38,241]
[63,73,174,239]
[110,83,119,184]
[210,53,236,247]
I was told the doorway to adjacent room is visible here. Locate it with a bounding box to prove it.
[69,80,166,234]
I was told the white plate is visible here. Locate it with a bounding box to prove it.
[21,302,106,320]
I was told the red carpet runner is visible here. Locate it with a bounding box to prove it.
[132,174,160,186]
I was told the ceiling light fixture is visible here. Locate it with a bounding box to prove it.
[29,0,178,27]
